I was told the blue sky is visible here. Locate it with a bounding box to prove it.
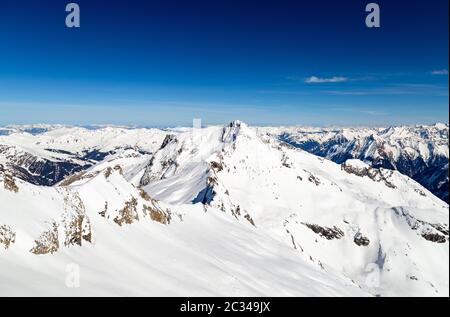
[0,0,448,126]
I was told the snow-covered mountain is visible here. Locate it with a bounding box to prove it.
[262,124,449,203]
[0,126,168,186]
[0,121,448,296]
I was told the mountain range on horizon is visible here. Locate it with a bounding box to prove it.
[1,121,448,202]
[0,120,448,296]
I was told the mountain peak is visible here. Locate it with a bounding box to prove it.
[221,120,252,143]
[226,120,246,127]
[434,123,449,130]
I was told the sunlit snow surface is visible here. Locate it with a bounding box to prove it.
[0,122,448,296]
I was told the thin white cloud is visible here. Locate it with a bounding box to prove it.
[305,76,348,83]
[431,69,449,75]
[332,107,389,116]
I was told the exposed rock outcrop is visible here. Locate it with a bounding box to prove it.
[0,225,16,250]
[63,213,92,246]
[303,223,345,240]
[354,232,370,246]
[30,221,59,255]
[395,207,449,243]
[0,167,19,193]
[143,205,171,225]
[114,198,139,226]
[341,161,396,189]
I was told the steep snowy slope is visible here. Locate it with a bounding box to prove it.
[0,163,364,296]
[263,124,449,203]
[139,121,449,296]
